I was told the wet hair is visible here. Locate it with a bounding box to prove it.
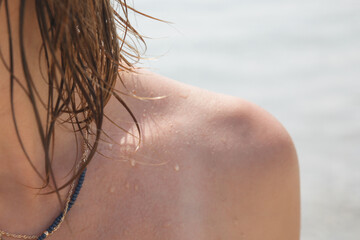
[0,0,151,198]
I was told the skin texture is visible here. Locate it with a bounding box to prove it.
[49,70,300,240]
[0,66,301,239]
[0,1,300,239]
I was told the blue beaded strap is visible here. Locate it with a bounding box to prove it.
[37,168,87,240]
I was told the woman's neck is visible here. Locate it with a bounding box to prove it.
[0,1,84,231]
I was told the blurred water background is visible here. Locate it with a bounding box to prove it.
[125,0,360,239]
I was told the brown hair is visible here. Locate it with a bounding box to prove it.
[0,0,151,198]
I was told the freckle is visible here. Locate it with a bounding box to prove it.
[233,217,239,226]
[109,186,116,193]
[174,164,180,171]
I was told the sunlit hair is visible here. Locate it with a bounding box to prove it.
[0,0,151,199]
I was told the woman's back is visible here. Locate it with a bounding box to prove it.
[0,1,300,238]
[59,70,301,239]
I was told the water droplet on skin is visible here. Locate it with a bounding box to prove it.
[124,181,130,189]
[162,221,171,228]
[108,144,113,150]
[130,159,136,166]
[175,130,179,134]
[134,185,138,191]
[186,141,190,145]
[179,93,189,99]
[174,164,180,171]
[109,186,116,193]
[142,113,146,117]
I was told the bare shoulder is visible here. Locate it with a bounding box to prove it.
[99,70,300,239]
[191,92,301,239]
[116,69,299,168]
[200,95,301,240]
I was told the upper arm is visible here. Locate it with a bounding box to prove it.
[207,99,301,240]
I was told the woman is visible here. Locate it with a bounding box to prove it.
[0,0,300,239]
